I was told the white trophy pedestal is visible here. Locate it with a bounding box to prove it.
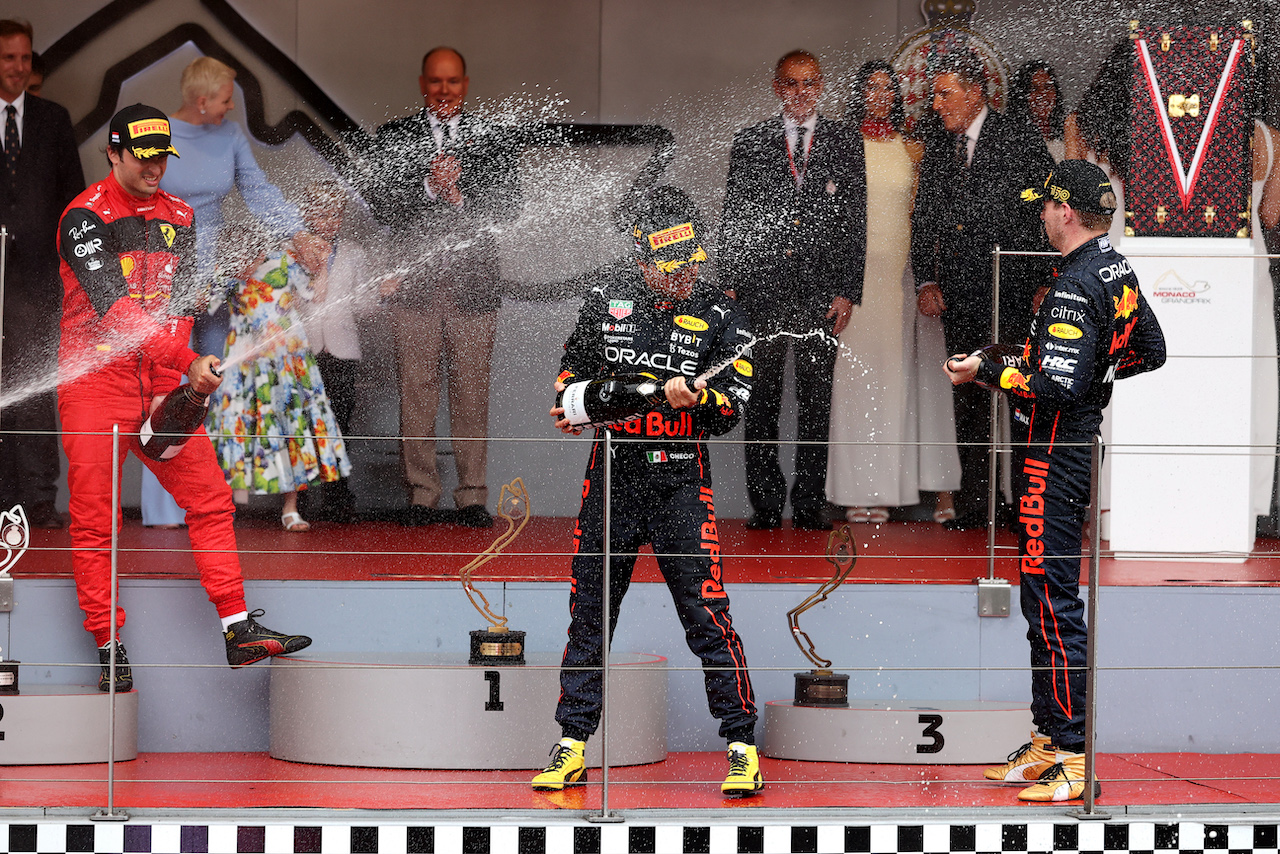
[269,652,667,769]
[763,699,1032,764]
[1109,237,1256,561]
[0,685,138,765]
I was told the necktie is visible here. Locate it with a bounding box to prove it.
[433,118,458,153]
[4,105,18,180]
[793,125,809,187]
[956,133,970,169]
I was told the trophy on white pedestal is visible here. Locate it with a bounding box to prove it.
[0,504,27,694]
[787,523,858,706]
[463,478,531,665]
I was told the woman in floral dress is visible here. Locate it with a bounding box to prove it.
[208,228,351,531]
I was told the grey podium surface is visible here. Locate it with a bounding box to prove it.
[0,685,138,765]
[269,652,667,769]
[763,699,1033,764]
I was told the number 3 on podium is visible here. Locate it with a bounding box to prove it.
[917,713,944,754]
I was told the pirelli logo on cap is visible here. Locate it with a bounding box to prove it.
[648,222,695,251]
[128,118,171,138]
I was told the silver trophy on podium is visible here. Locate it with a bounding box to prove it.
[0,505,27,694]
[787,523,858,706]
[463,478,531,665]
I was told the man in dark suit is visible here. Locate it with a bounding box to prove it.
[719,50,866,530]
[911,50,1053,530]
[0,20,84,528]
[364,46,522,528]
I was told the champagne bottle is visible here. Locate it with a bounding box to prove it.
[139,384,212,462]
[559,373,675,429]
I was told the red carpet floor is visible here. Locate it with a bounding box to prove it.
[17,517,1280,586]
[12,518,1279,814]
[1,751,1276,811]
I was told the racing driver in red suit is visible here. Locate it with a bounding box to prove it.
[56,104,311,692]
[946,160,1165,801]
[533,186,761,797]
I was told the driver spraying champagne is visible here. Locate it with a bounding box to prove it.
[55,104,311,694]
[538,186,763,797]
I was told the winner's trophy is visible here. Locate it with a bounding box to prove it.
[0,505,28,694]
[463,478,531,665]
[787,524,858,706]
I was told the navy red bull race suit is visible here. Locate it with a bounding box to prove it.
[554,262,758,742]
[56,172,247,646]
[975,233,1165,749]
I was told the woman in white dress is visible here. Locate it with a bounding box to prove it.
[1249,119,1280,530]
[827,61,960,524]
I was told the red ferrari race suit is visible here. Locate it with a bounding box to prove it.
[56,172,246,646]
[974,233,1165,749]
[553,261,757,743]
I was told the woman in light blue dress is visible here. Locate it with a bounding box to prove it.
[141,56,327,527]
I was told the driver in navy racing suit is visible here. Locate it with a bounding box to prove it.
[533,186,762,798]
[946,160,1165,802]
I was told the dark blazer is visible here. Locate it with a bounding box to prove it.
[0,95,84,327]
[363,110,522,313]
[718,115,866,329]
[910,108,1053,349]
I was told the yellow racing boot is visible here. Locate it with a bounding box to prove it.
[721,741,764,797]
[532,738,587,791]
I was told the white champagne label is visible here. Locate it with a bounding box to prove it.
[561,381,593,427]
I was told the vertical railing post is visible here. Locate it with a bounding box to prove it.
[94,425,127,821]
[1074,435,1109,820]
[590,430,621,822]
[987,245,1002,579]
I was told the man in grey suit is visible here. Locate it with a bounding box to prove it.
[0,20,84,528]
[364,46,522,529]
[719,50,866,530]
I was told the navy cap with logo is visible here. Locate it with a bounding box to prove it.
[1020,159,1115,215]
[631,185,708,274]
[108,104,180,160]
